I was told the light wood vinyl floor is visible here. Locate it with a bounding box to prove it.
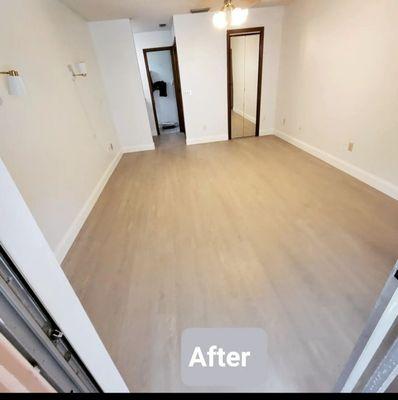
[63,135,398,392]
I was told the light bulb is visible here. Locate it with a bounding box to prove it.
[213,11,227,29]
[231,8,249,27]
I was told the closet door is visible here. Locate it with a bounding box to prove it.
[230,35,246,139]
[242,34,260,137]
[230,34,260,139]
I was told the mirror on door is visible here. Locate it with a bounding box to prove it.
[228,28,264,140]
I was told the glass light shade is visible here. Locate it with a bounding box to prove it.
[7,75,26,96]
[231,8,249,27]
[75,62,87,75]
[213,11,227,29]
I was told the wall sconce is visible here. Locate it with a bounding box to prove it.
[70,62,87,78]
[0,70,26,96]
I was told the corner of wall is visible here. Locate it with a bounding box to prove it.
[260,129,275,136]
[274,130,398,201]
[55,150,123,263]
[122,143,155,154]
[89,19,154,151]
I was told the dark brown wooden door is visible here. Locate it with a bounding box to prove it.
[171,42,186,134]
[229,47,234,111]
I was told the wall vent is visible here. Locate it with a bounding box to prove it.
[190,8,211,14]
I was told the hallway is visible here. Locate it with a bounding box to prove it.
[153,132,186,149]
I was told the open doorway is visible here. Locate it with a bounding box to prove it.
[227,27,264,140]
[143,43,185,138]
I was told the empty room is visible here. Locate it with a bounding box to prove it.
[0,0,397,394]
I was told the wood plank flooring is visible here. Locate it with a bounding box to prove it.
[62,135,398,392]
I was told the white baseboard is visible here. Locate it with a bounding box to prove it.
[186,135,228,146]
[275,130,398,201]
[55,152,123,263]
[260,129,274,136]
[123,143,155,153]
[233,108,256,124]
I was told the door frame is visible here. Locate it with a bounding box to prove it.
[143,43,186,136]
[227,27,264,140]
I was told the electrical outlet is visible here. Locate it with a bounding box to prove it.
[282,118,286,126]
[348,142,354,152]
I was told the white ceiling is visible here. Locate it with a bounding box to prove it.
[60,0,291,32]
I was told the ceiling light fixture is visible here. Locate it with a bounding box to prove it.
[213,0,249,29]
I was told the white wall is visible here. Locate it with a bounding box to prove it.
[147,50,179,127]
[173,7,284,145]
[133,30,174,135]
[89,20,154,151]
[276,0,398,199]
[0,157,128,392]
[0,0,122,262]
